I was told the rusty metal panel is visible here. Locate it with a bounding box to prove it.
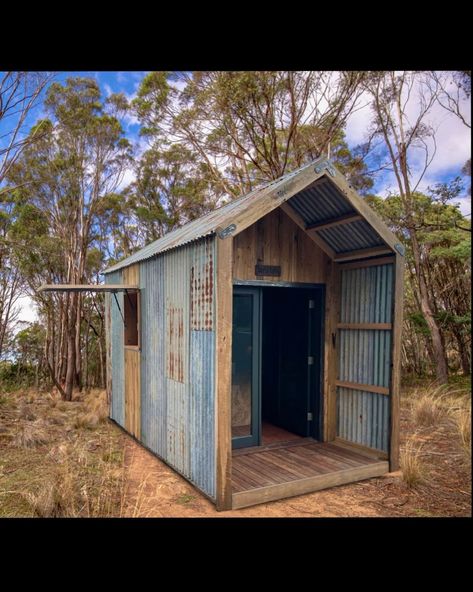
[337,388,389,452]
[140,256,167,458]
[105,270,125,427]
[337,263,394,452]
[167,306,185,383]
[190,237,214,330]
[128,237,217,499]
[164,244,191,477]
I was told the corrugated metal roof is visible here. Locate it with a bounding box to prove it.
[103,161,317,273]
[317,219,386,254]
[104,158,395,274]
[288,177,357,224]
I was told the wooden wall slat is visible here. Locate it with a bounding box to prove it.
[233,207,329,284]
[123,264,141,439]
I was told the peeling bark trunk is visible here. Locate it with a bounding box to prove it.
[411,233,449,384]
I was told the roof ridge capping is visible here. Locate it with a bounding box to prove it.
[103,157,401,274]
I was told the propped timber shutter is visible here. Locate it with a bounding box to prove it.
[335,259,395,454]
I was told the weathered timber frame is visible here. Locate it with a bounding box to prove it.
[215,235,233,510]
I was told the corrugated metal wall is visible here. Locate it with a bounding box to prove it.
[337,263,394,452]
[140,257,166,457]
[105,271,125,427]
[138,236,216,499]
[337,388,389,451]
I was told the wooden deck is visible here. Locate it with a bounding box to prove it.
[232,440,389,509]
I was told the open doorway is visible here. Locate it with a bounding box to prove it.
[231,284,324,450]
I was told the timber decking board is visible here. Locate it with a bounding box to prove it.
[231,441,384,495]
[232,437,314,457]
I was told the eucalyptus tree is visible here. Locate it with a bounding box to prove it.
[7,77,132,399]
[362,71,454,383]
[132,71,371,197]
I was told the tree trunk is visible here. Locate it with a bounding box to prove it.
[411,234,449,384]
[74,294,82,391]
[64,293,78,401]
[453,328,471,376]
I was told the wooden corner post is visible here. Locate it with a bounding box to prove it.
[105,292,112,414]
[323,259,340,441]
[215,234,233,510]
[389,253,404,471]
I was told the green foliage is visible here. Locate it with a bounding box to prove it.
[132,71,370,198]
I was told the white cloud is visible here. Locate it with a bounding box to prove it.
[344,73,471,215]
[123,111,140,128]
[345,94,372,145]
[104,83,113,97]
[117,167,136,191]
[17,295,38,324]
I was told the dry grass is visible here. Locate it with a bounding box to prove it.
[400,438,425,488]
[412,394,443,426]
[18,403,37,421]
[409,382,469,427]
[0,388,125,517]
[72,390,109,430]
[454,406,471,460]
[11,421,50,449]
[25,438,125,517]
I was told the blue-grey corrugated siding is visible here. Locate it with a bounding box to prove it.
[137,236,216,500]
[340,264,393,323]
[140,257,166,458]
[336,263,394,452]
[106,270,125,427]
[339,330,392,388]
[337,388,389,451]
[190,330,215,496]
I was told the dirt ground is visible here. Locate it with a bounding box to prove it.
[122,385,471,518]
[0,382,470,517]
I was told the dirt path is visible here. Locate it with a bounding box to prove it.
[122,398,471,517]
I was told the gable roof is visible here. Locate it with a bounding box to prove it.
[103,157,401,274]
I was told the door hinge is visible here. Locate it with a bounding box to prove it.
[308,356,314,365]
[308,299,315,309]
[307,412,313,421]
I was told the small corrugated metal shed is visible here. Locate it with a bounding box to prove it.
[101,157,404,511]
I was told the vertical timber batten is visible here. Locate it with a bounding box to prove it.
[216,234,233,510]
[389,254,404,470]
[105,289,112,413]
[123,264,141,439]
[323,259,340,441]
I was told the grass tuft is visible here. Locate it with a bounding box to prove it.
[400,438,425,488]
[11,421,50,449]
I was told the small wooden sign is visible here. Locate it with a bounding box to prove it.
[255,264,281,277]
